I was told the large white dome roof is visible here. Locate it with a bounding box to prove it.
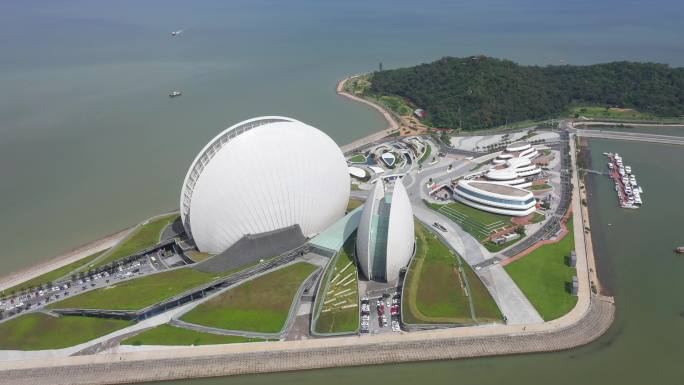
[180,116,350,253]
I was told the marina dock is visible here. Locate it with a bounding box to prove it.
[605,152,643,209]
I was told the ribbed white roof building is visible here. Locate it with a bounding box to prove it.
[493,141,539,164]
[356,177,415,283]
[454,180,536,216]
[180,116,350,253]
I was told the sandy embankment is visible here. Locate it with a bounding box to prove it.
[336,76,400,153]
[0,229,130,292]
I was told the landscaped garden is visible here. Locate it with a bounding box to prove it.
[2,250,106,296]
[427,201,513,241]
[418,143,432,164]
[530,183,552,191]
[348,154,366,163]
[346,199,364,212]
[403,221,501,324]
[121,324,265,346]
[505,218,577,321]
[314,240,359,334]
[47,267,227,311]
[0,313,132,350]
[180,262,317,333]
[93,213,179,268]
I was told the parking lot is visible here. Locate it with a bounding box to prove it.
[0,246,188,322]
[360,292,402,334]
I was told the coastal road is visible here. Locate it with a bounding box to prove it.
[575,129,684,146]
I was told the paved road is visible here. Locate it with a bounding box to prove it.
[352,135,543,324]
[411,205,543,324]
[574,128,684,145]
[396,144,543,324]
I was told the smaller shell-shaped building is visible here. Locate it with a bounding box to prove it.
[356,177,415,283]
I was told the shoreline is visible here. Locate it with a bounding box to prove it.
[0,76,394,294]
[336,76,400,153]
[0,78,615,383]
[0,210,179,293]
[0,228,130,293]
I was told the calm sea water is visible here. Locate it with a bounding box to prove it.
[1,0,683,274]
[1,0,684,383]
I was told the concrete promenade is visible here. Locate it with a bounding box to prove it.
[0,211,180,292]
[336,76,400,153]
[0,297,614,385]
[575,129,684,146]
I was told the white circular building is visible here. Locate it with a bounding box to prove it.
[180,116,350,253]
[454,180,536,216]
[356,177,415,283]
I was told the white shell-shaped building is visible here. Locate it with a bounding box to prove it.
[356,178,415,283]
[180,116,350,253]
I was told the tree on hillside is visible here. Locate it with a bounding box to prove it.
[369,57,684,130]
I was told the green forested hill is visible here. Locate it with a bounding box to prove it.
[368,57,684,130]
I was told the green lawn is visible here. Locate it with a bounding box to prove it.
[314,240,359,334]
[374,95,413,116]
[505,218,577,321]
[185,250,214,263]
[403,221,500,324]
[92,214,179,268]
[1,250,106,297]
[530,212,546,224]
[47,267,227,311]
[0,313,132,350]
[181,262,317,333]
[347,199,364,212]
[570,106,657,121]
[348,154,366,163]
[464,260,502,321]
[530,183,552,191]
[428,201,513,241]
[121,324,266,346]
[418,143,432,164]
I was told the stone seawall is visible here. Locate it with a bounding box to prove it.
[0,296,613,385]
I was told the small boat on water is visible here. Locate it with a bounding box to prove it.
[169,90,182,98]
[675,247,684,254]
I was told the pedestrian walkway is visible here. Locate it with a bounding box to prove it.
[412,205,543,324]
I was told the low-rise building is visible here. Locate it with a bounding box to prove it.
[454,180,536,216]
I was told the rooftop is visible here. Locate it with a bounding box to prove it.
[468,181,530,197]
